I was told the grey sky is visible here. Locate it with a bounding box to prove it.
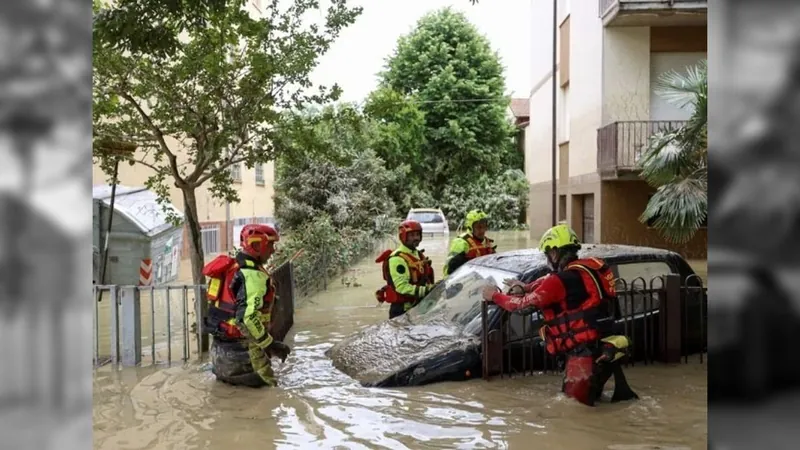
[310,0,532,103]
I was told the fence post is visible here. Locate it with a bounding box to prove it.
[119,287,142,367]
[109,285,119,364]
[322,246,328,291]
[289,261,297,310]
[660,274,683,364]
[194,285,209,354]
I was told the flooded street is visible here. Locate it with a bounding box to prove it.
[93,231,707,450]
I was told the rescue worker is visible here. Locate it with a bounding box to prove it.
[443,210,497,277]
[202,224,291,387]
[375,219,436,319]
[481,223,638,406]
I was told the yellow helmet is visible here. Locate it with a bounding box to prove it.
[538,223,581,253]
[465,210,489,231]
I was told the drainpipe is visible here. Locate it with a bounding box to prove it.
[551,0,558,226]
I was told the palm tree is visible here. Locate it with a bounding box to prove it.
[637,60,707,244]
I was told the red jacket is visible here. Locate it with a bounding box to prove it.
[491,258,615,354]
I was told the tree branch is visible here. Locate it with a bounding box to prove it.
[116,89,187,186]
[194,140,250,185]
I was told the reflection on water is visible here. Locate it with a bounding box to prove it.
[93,231,707,450]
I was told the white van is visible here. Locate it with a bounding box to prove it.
[406,208,449,236]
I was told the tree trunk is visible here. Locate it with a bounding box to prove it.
[182,187,210,352]
[182,187,206,284]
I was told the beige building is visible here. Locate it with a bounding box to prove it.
[92,0,276,257]
[525,0,707,259]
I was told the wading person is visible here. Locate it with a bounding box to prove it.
[202,224,291,387]
[375,219,436,319]
[481,223,638,406]
[443,209,497,278]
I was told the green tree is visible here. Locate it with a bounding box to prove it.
[364,87,430,214]
[93,0,244,57]
[274,104,396,231]
[638,60,708,244]
[373,8,517,193]
[92,0,361,284]
[439,169,528,230]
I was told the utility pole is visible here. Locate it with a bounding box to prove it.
[551,0,558,226]
[225,149,232,252]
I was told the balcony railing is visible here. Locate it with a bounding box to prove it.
[597,120,687,179]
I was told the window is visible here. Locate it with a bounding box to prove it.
[233,217,251,226]
[558,141,569,181]
[255,164,265,185]
[580,194,594,244]
[558,195,567,222]
[201,225,220,254]
[614,261,674,316]
[559,15,570,87]
[408,211,444,224]
[230,163,242,182]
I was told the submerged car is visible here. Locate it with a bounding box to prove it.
[406,208,449,236]
[327,244,707,388]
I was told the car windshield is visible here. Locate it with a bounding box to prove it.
[406,264,519,331]
[408,211,444,223]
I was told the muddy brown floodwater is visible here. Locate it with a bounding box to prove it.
[93,231,708,450]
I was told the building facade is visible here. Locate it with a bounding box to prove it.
[525,0,707,258]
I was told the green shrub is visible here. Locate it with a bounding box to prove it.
[271,215,393,297]
[439,169,529,230]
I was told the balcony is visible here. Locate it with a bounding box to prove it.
[599,0,707,27]
[597,120,687,180]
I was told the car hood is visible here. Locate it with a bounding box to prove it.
[325,313,480,386]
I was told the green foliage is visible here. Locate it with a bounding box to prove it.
[638,60,708,244]
[272,105,398,295]
[271,215,393,297]
[377,8,516,186]
[93,0,361,282]
[439,169,529,230]
[274,104,396,231]
[365,8,525,226]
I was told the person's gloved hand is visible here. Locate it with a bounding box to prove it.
[503,278,525,289]
[265,340,291,362]
[481,284,500,302]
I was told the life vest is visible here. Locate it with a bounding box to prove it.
[461,233,496,260]
[539,257,616,355]
[374,248,433,305]
[202,254,275,340]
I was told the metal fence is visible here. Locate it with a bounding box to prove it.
[93,260,296,367]
[480,273,707,380]
[291,232,396,303]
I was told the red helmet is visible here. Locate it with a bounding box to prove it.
[240,224,280,261]
[398,220,422,242]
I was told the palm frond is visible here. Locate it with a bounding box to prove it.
[653,59,707,111]
[637,60,708,244]
[639,178,707,244]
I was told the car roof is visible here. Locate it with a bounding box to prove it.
[467,244,680,275]
[408,208,444,213]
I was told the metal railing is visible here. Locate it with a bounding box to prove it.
[93,260,296,367]
[597,120,687,177]
[480,273,707,380]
